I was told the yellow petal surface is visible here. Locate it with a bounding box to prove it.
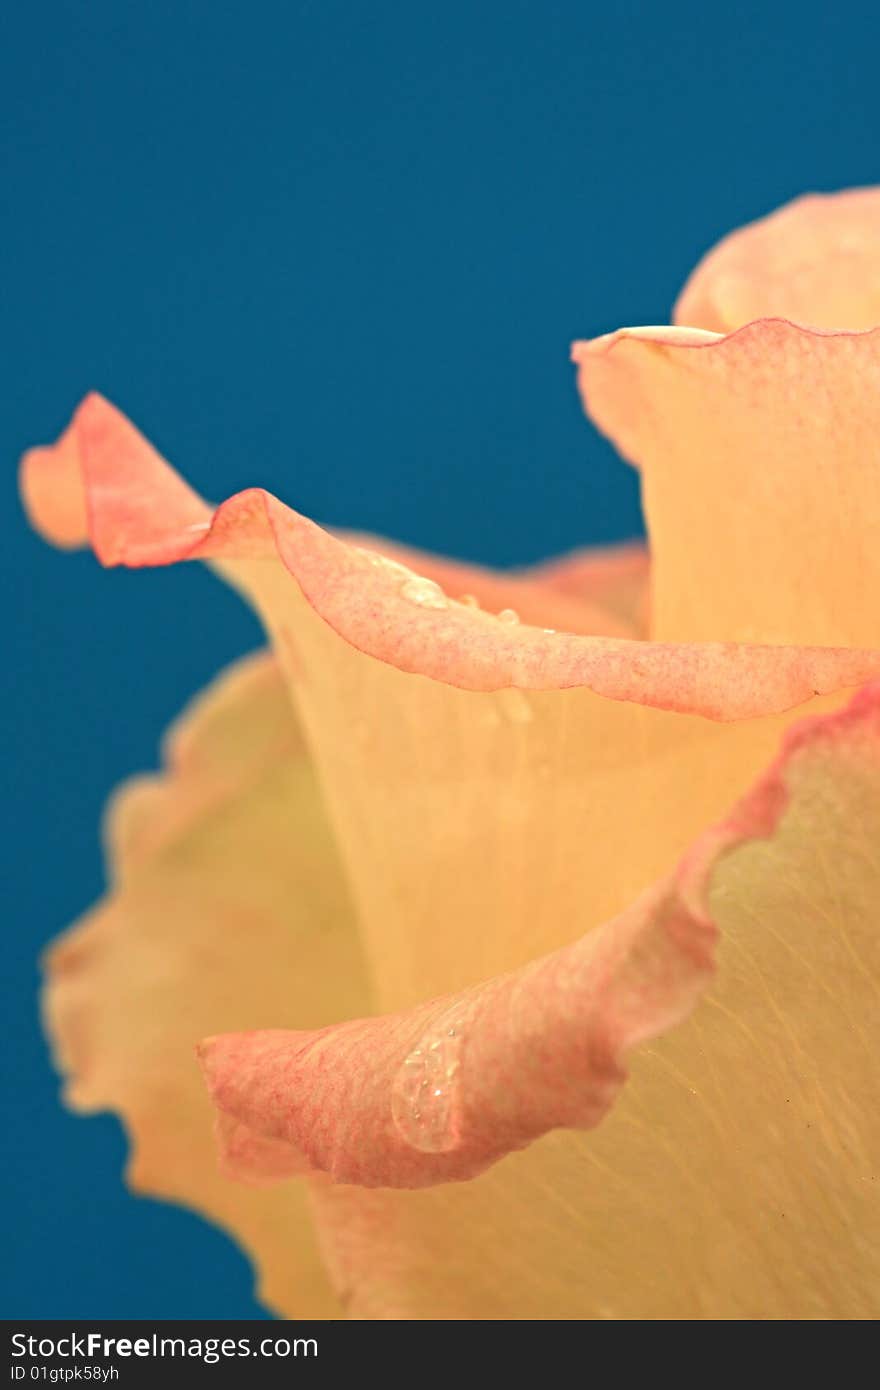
[23,394,880,1026]
[308,685,880,1318]
[23,393,880,1320]
[44,651,370,1318]
[575,321,880,647]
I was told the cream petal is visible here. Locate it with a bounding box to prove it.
[675,187,880,332]
[24,392,880,1320]
[575,321,880,648]
[304,684,880,1318]
[43,651,370,1318]
[22,393,880,1020]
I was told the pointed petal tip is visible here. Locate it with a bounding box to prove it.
[21,391,211,565]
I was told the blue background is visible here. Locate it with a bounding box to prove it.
[4,0,878,1318]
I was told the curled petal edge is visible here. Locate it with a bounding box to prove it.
[197,854,722,1190]
[573,316,880,359]
[199,678,873,1191]
[20,392,880,721]
[571,317,880,474]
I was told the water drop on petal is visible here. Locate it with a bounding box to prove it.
[357,547,412,580]
[392,1001,473,1153]
[401,576,448,610]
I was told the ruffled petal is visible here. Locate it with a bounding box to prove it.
[20,395,642,640]
[574,320,880,648]
[198,859,718,1188]
[302,684,880,1318]
[22,394,880,1016]
[43,651,370,1318]
[675,187,880,332]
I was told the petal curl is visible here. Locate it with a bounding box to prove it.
[22,393,880,709]
[44,650,370,1318]
[198,859,719,1188]
[26,392,880,1319]
[20,395,642,639]
[575,320,880,647]
[306,684,880,1317]
[22,394,880,1016]
[675,187,880,332]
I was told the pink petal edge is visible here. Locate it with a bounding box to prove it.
[20,393,880,721]
[197,679,878,1191]
[571,317,880,449]
[198,858,721,1190]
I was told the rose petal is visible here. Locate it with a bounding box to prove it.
[675,187,880,332]
[303,684,880,1317]
[43,651,370,1318]
[22,393,880,708]
[198,855,720,1188]
[22,396,210,561]
[19,425,90,549]
[26,392,880,1318]
[574,320,880,648]
[22,394,880,1014]
[342,532,646,638]
[525,539,650,634]
[20,395,641,640]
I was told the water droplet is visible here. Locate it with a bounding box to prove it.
[499,688,533,724]
[542,627,557,635]
[392,1001,473,1153]
[357,547,411,580]
[401,576,448,610]
[497,607,520,625]
[458,593,481,609]
[184,521,211,533]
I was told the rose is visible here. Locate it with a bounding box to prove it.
[21,187,880,1320]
